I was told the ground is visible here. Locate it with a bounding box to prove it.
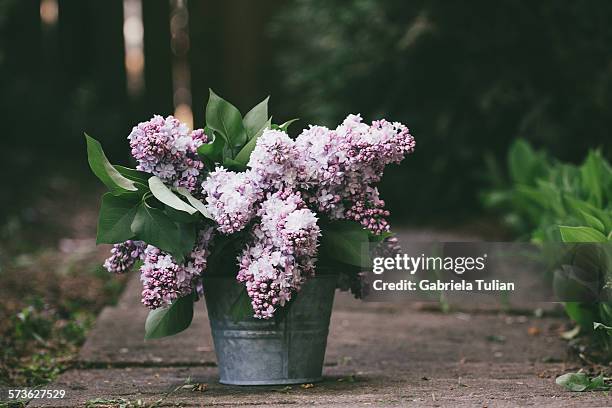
[9,229,612,407]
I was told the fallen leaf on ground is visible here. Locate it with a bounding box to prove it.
[182,382,208,392]
[527,326,541,336]
[486,334,506,343]
[560,326,580,340]
[556,372,610,392]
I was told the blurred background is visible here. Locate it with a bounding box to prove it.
[2,0,611,226]
[0,0,610,387]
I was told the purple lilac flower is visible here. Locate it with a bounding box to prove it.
[339,115,415,182]
[140,228,214,309]
[127,115,208,193]
[237,190,320,319]
[294,114,415,234]
[103,240,145,274]
[201,167,261,234]
[342,186,391,234]
[247,129,299,190]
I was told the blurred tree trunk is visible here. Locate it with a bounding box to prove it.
[188,0,282,126]
[90,1,127,108]
[143,0,173,117]
[3,0,41,150]
[58,0,128,156]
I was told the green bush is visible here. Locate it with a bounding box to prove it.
[484,139,612,358]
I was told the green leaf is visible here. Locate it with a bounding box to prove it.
[114,166,151,184]
[368,230,394,243]
[222,158,247,172]
[234,118,272,165]
[534,180,565,218]
[563,302,596,331]
[96,193,139,244]
[579,210,606,233]
[148,176,197,215]
[560,226,607,243]
[205,233,244,274]
[177,222,196,258]
[206,89,246,151]
[229,288,254,322]
[599,303,612,323]
[555,372,610,392]
[113,166,149,197]
[589,375,607,390]
[320,220,370,268]
[555,373,591,392]
[593,322,612,332]
[131,203,185,262]
[85,134,137,194]
[580,150,604,208]
[144,293,195,339]
[514,185,549,210]
[564,196,612,232]
[175,187,213,219]
[243,96,269,140]
[277,118,299,132]
[164,206,199,224]
[508,139,535,185]
[553,266,599,303]
[197,132,225,164]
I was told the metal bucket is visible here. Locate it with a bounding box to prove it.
[203,275,336,385]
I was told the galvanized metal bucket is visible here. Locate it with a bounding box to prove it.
[203,275,336,385]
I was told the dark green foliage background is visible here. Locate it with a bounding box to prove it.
[269,0,612,221]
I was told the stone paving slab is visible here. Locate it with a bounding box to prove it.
[28,229,612,407]
[37,363,608,407]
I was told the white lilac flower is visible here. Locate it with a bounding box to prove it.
[201,167,261,234]
[103,240,146,274]
[247,129,299,190]
[140,228,214,309]
[237,190,320,319]
[295,125,349,217]
[127,115,207,193]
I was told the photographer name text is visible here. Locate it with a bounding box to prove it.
[372,279,514,292]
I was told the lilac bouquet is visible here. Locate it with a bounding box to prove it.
[86,91,414,338]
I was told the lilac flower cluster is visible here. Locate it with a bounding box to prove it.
[103,240,145,274]
[247,129,299,190]
[140,228,214,309]
[201,167,262,234]
[296,114,415,234]
[237,190,320,318]
[128,115,208,193]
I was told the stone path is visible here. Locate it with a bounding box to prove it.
[33,229,611,407]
